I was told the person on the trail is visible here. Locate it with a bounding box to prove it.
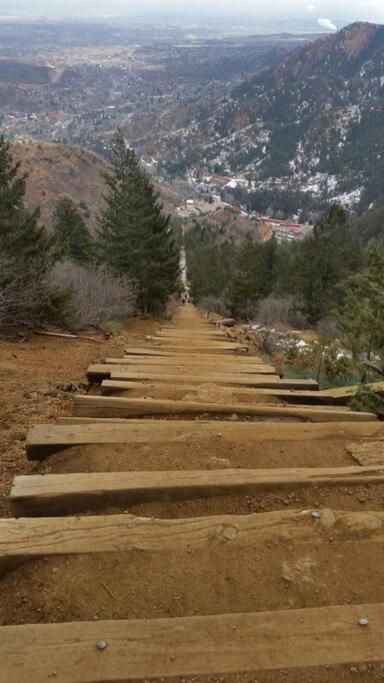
[181,294,186,305]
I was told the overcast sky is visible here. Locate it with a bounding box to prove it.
[2,0,384,26]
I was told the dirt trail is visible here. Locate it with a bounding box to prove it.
[1,304,384,682]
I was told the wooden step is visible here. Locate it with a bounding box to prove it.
[124,348,262,361]
[105,357,270,369]
[100,360,277,375]
[151,336,239,346]
[321,381,384,405]
[26,420,384,459]
[143,343,249,354]
[11,466,384,515]
[124,348,185,357]
[157,330,226,337]
[1,509,383,574]
[100,379,336,404]
[87,365,317,390]
[73,395,374,422]
[3,603,384,681]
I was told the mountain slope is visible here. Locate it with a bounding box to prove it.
[167,22,384,215]
[12,140,178,231]
[13,141,108,231]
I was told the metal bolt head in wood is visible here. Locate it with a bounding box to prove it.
[96,640,108,650]
[358,618,369,627]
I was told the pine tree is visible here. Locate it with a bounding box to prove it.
[228,234,264,318]
[259,233,278,297]
[337,245,384,379]
[97,130,179,313]
[53,196,93,264]
[295,204,361,323]
[0,134,68,325]
[0,134,56,285]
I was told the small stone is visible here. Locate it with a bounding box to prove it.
[358,618,369,627]
[216,432,223,437]
[229,413,239,421]
[96,640,108,650]
[127,523,134,529]
[311,511,321,519]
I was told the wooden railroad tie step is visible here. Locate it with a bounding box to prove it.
[124,348,262,361]
[2,603,384,681]
[73,395,375,422]
[320,381,384,405]
[1,508,384,574]
[100,379,337,404]
[156,330,227,338]
[25,421,384,459]
[100,360,277,375]
[141,344,249,354]
[87,365,317,390]
[103,357,273,371]
[10,466,384,515]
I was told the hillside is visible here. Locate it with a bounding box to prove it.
[12,140,109,231]
[0,59,57,85]
[12,139,180,231]
[167,22,384,216]
[183,207,271,243]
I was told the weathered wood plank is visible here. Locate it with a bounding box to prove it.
[124,349,262,361]
[153,331,238,340]
[3,604,384,682]
[100,360,277,375]
[2,509,384,575]
[26,420,384,459]
[11,466,384,515]
[100,379,336,404]
[87,365,318,390]
[73,395,374,423]
[321,381,384,404]
[105,357,271,370]
[143,343,249,354]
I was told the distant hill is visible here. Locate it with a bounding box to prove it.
[166,22,384,215]
[12,139,178,231]
[13,140,108,231]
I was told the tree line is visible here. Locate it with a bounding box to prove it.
[185,204,384,410]
[0,130,180,329]
[185,204,367,324]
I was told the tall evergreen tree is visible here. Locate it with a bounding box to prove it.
[97,130,179,313]
[259,233,278,297]
[0,134,56,285]
[294,204,361,323]
[53,196,93,264]
[228,234,264,318]
[337,245,384,379]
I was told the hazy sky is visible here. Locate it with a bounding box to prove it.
[2,0,384,26]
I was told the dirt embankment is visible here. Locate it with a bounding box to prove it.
[0,318,158,517]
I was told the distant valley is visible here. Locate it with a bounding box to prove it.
[2,19,384,226]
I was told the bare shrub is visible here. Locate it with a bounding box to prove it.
[199,296,231,317]
[51,261,136,330]
[0,278,68,327]
[253,328,279,355]
[256,297,306,328]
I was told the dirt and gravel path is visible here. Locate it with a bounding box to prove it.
[1,305,384,682]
